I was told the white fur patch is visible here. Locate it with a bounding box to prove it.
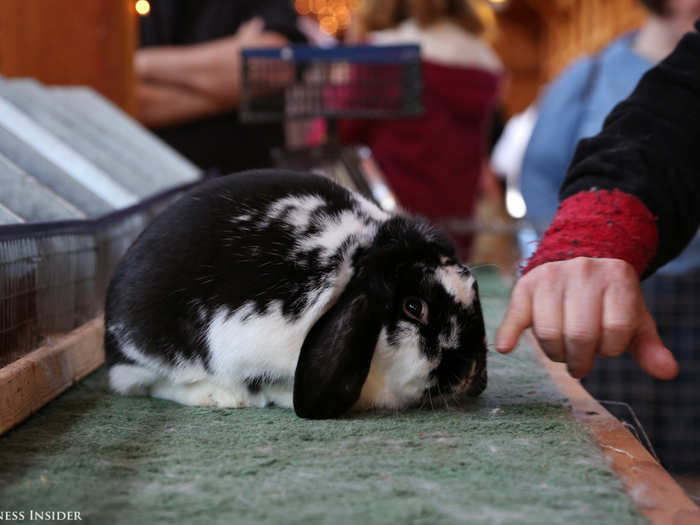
[354,193,391,222]
[436,266,475,307]
[205,301,305,388]
[119,336,209,385]
[150,379,251,407]
[355,325,434,410]
[107,326,211,395]
[299,209,374,260]
[109,364,159,395]
[203,258,355,406]
[266,194,327,231]
[262,192,385,267]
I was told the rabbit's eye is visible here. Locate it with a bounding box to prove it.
[403,297,429,325]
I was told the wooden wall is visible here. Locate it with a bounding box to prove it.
[491,2,543,118]
[0,0,137,114]
[493,0,648,116]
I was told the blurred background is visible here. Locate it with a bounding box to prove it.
[0,0,648,122]
[0,0,650,271]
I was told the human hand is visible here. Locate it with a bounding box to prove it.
[235,17,265,43]
[495,257,679,380]
[235,17,289,48]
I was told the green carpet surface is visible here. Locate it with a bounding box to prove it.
[0,269,645,524]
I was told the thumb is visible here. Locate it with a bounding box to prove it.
[629,310,679,380]
[496,284,533,354]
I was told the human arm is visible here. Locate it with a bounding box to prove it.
[496,21,700,378]
[135,18,288,108]
[560,21,700,273]
[135,4,300,128]
[134,82,226,129]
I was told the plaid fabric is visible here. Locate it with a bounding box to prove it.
[582,269,700,474]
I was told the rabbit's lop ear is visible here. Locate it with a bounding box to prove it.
[293,284,383,419]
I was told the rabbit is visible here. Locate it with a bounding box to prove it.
[104,169,488,419]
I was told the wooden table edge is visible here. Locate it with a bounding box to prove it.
[527,331,700,524]
[0,317,105,436]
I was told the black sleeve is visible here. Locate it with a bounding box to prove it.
[140,0,305,46]
[253,0,306,43]
[559,20,700,274]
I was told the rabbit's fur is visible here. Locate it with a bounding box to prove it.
[105,170,488,419]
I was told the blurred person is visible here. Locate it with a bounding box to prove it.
[340,0,504,260]
[136,0,305,173]
[514,2,700,474]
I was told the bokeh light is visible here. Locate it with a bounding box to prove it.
[319,16,339,35]
[294,0,362,35]
[294,0,311,16]
[135,0,151,16]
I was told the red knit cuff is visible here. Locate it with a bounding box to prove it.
[522,189,658,276]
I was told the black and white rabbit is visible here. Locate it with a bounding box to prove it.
[105,170,488,419]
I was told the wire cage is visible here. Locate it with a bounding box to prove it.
[0,75,201,370]
[0,184,196,368]
[240,44,423,122]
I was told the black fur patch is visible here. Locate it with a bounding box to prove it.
[245,376,291,394]
[105,170,366,367]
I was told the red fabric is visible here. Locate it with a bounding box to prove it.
[522,189,659,276]
[340,60,501,258]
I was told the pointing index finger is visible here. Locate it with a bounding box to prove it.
[496,281,533,354]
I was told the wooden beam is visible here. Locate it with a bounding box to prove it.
[0,0,136,114]
[0,317,104,435]
[530,333,700,524]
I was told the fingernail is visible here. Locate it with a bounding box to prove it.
[494,340,510,353]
